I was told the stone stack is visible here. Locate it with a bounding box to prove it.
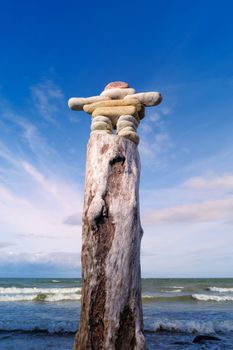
[68,81,162,145]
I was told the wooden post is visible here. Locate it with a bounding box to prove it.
[68,81,162,350]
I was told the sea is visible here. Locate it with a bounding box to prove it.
[0,278,233,349]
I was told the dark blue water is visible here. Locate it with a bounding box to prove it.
[0,278,233,349]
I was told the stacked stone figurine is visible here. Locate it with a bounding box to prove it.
[68,81,162,145]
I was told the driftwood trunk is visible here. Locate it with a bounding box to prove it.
[74,133,146,350]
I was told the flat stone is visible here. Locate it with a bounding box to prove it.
[68,96,110,111]
[100,88,136,99]
[92,105,140,127]
[124,92,162,106]
[83,99,139,114]
[104,81,129,90]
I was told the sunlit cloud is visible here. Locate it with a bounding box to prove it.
[142,172,233,226]
[183,174,233,190]
[143,197,233,225]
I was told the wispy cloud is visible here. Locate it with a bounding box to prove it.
[17,118,56,158]
[0,141,20,167]
[142,172,233,226]
[139,131,173,168]
[0,87,83,268]
[139,101,173,168]
[0,97,59,165]
[0,164,82,238]
[31,80,65,124]
[143,196,233,225]
[184,174,233,190]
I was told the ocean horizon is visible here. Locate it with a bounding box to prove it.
[0,277,233,349]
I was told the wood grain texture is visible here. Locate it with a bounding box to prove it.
[74,133,146,350]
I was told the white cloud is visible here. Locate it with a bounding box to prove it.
[0,169,82,239]
[0,251,81,277]
[142,173,233,226]
[0,141,19,167]
[143,196,233,225]
[0,94,83,243]
[139,131,172,163]
[0,146,83,257]
[184,174,233,190]
[148,111,160,123]
[31,80,64,124]
[161,105,172,115]
[138,99,173,168]
[17,118,56,157]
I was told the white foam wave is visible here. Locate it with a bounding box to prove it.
[192,294,233,302]
[170,286,184,289]
[163,289,182,293]
[0,287,81,295]
[0,286,82,302]
[154,319,233,334]
[52,280,60,283]
[46,293,81,302]
[0,292,81,302]
[208,286,233,293]
[0,294,35,302]
[142,294,155,299]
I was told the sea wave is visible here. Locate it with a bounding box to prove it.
[143,293,233,302]
[208,286,233,293]
[162,289,182,293]
[142,295,192,302]
[154,319,233,334]
[0,286,82,303]
[0,293,81,302]
[0,287,81,295]
[192,294,233,302]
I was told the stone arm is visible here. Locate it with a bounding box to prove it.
[68,82,162,145]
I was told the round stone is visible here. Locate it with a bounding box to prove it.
[100,88,136,99]
[118,125,136,133]
[91,121,112,132]
[117,115,139,126]
[92,115,113,127]
[104,81,129,90]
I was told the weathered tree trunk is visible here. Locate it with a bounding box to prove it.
[74,132,146,350]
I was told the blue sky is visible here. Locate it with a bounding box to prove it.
[0,0,233,277]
